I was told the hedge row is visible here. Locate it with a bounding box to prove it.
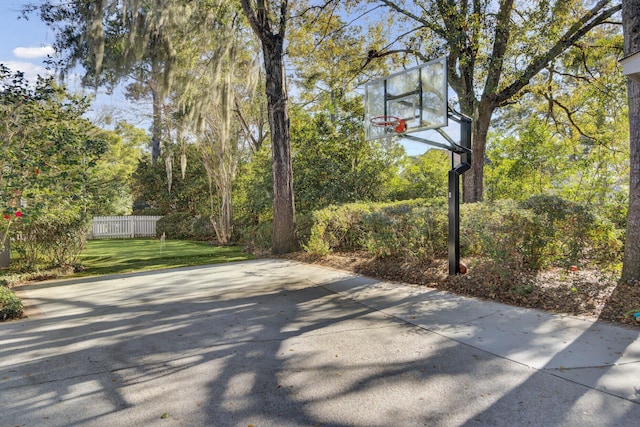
[302,196,622,271]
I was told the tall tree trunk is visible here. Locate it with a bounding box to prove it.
[219,180,233,242]
[214,154,235,244]
[263,41,297,254]
[621,0,640,282]
[206,173,233,244]
[463,101,495,202]
[149,44,164,166]
[151,85,162,165]
[239,0,298,254]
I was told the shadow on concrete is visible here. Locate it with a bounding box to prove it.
[2,260,640,426]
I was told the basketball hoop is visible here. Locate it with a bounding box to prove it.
[364,57,473,276]
[369,115,407,134]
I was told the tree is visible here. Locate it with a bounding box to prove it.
[484,121,573,200]
[131,144,210,215]
[239,0,298,253]
[233,143,274,236]
[389,150,450,201]
[488,27,629,215]
[291,103,404,212]
[621,0,640,281]
[0,66,109,267]
[287,1,392,120]
[86,123,146,216]
[365,0,621,202]
[0,66,34,262]
[173,7,261,244]
[25,1,211,165]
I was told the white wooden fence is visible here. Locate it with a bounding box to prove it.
[91,216,163,239]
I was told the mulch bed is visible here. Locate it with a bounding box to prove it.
[277,251,640,328]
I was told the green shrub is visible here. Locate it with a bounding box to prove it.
[295,212,314,246]
[303,228,331,256]
[0,286,23,321]
[303,203,371,255]
[324,204,372,251]
[357,200,447,260]
[156,213,196,239]
[236,221,272,251]
[155,213,238,242]
[409,204,449,259]
[462,197,622,272]
[303,199,448,261]
[192,216,217,241]
[462,200,527,274]
[361,211,397,257]
[13,215,89,269]
[519,195,622,269]
[464,203,552,271]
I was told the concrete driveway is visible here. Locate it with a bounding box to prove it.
[2,259,640,426]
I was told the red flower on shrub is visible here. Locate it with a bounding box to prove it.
[3,214,9,221]
[15,211,22,218]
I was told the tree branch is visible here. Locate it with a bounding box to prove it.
[240,0,270,43]
[496,1,622,106]
[545,93,598,142]
[483,0,514,99]
[279,0,289,38]
[379,0,447,38]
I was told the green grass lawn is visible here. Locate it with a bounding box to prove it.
[77,239,254,276]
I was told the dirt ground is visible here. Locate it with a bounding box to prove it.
[278,251,640,328]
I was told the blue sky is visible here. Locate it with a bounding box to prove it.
[0,1,57,81]
[0,1,136,126]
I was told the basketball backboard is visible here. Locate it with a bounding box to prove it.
[364,57,448,140]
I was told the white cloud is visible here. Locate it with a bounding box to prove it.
[2,61,53,82]
[12,46,55,59]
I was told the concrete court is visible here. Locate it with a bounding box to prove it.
[1,259,640,426]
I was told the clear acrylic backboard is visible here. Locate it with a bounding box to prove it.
[364,56,448,140]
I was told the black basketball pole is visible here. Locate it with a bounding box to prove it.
[447,112,472,275]
[398,110,471,275]
[448,166,460,274]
